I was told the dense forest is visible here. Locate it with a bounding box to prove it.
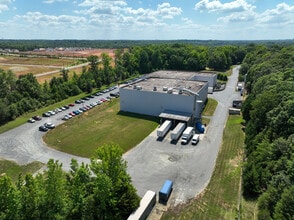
[0,39,293,51]
[0,44,245,125]
[240,45,294,219]
[0,144,140,220]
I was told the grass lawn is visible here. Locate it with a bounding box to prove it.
[201,98,218,125]
[0,160,44,182]
[43,98,159,158]
[0,92,98,134]
[161,115,249,220]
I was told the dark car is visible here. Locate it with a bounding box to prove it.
[32,115,42,121]
[63,105,70,109]
[28,118,36,123]
[82,97,90,101]
[42,112,51,117]
[39,125,49,132]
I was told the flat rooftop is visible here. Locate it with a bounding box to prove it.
[121,77,207,95]
[149,70,216,80]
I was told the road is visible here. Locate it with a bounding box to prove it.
[124,66,241,206]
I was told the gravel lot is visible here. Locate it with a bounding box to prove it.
[124,66,241,206]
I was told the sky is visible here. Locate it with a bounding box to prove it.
[0,0,293,40]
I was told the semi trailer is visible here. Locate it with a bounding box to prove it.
[157,120,172,138]
[170,122,186,141]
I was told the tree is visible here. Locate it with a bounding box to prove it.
[0,176,19,219]
[90,144,140,219]
[41,159,67,219]
[274,186,294,220]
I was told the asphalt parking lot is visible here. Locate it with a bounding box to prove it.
[0,87,119,171]
[124,66,241,206]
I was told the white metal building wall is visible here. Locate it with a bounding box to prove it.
[119,82,208,117]
[191,74,217,88]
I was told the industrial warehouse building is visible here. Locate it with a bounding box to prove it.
[119,70,213,125]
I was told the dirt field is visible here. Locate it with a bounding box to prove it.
[23,48,116,59]
[0,49,117,83]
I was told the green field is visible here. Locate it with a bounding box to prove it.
[0,160,44,182]
[161,115,253,220]
[44,98,159,157]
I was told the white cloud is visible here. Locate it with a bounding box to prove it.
[0,0,14,13]
[76,1,182,27]
[43,0,68,3]
[15,12,87,27]
[195,0,255,13]
[257,3,294,25]
[217,10,255,22]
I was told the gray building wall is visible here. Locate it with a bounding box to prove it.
[191,74,217,88]
[120,82,208,118]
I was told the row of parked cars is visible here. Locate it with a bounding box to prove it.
[27,86,120,131]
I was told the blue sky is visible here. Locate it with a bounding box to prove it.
[0,0,293,40]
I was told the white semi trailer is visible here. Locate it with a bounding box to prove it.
[157,120,172,138]
[170,122,186,141]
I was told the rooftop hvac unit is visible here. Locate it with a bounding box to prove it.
[163,86,168,91]
[167,88,173,94]
[133,85,137,89]
[153,86,157,91]
[137,86,142,90]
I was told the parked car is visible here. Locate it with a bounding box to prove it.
[69,112,76,117]
[39,125,48,132]
[63,105,70,109]
[82,97,90,101]
[75,100,82,104]
[42,112,51,117]
[32,115,42,121]
[44,122,55,129]
[62,115,71,120]
[68,103,75,107]
[48,110,56,116]
[28,118,36,123]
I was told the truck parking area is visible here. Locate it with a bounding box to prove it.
[124,66,241,210]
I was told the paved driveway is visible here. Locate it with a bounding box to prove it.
[0,66,241,206]
[124,66,241,206]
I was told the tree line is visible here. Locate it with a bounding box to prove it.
[0,44,245,125]
[0,144,140,220]
[1,39,292,52]
[240,44,294,219]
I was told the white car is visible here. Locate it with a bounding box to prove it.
[44,122,55,129]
